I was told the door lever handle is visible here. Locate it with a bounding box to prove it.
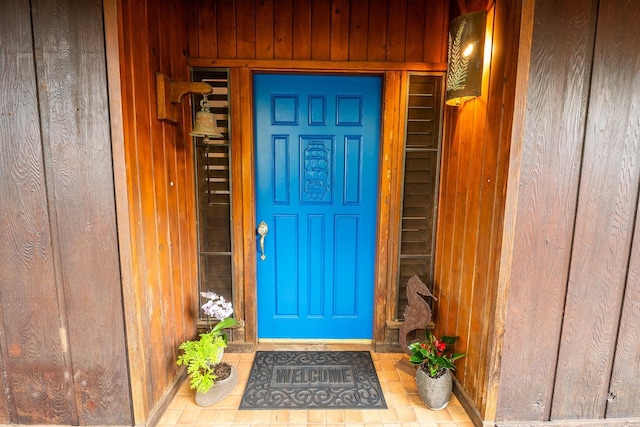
[257,221,269,261]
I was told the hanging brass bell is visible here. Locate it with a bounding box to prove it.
[190,96,223,138]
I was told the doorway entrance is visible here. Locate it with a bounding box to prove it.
[253,73,382,339]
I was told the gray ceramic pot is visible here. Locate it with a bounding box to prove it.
[194,365,238,407]
[415,367,452,410]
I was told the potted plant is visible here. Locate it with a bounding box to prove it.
[408,331,465,410]
[176,292,239,406]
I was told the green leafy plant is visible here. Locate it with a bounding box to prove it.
[176,293,238,393]
[408,331,465,378]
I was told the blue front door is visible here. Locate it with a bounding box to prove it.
[254,74,382,339]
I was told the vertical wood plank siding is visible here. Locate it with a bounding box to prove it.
[495,0,640,424]
[117,0,197,422]
[275,0,294,59]
[188,0,449,63]
[0,0,131,424]
[552,0,640,419]
[367,0,389,61]
[236,0,257,59]
[495,0,597,421]
[32,0,132,424]
[435,0,521,420]
[609,202,640,416]
[0,2,74,423]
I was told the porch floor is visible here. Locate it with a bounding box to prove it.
[158,344,473,427]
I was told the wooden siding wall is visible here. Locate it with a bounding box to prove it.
[434,0,521,420]
[114,0,198,423]
[0,0,131,425]
[496,0,640,424]
[187,0,448,63]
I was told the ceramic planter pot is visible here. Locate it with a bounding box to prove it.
[194,365,238,407]
[415,367,452,410]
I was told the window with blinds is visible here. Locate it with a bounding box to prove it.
[192,69,233,320]
[397,74,444,320]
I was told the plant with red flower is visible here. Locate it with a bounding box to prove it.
[408,331,465,378]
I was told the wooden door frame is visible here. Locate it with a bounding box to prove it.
[189,59,446,350]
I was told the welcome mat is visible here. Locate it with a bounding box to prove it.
[239,351,387,410]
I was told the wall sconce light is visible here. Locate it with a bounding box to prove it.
[445,11,488,106]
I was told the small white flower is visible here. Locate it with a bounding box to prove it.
[200,292,234,320]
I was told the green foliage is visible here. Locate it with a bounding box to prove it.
[408,331,465,378]
[176,317,238,393]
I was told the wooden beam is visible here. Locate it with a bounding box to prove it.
[187,58,448,72]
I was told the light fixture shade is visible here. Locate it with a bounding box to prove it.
[445,11,487,106]
[190,96,223,138]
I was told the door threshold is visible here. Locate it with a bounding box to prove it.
[256,339,373,351]
[258,338,372,344]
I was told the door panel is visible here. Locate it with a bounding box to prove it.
[254,73,382,339]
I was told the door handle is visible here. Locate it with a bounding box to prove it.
[257,221,269,261]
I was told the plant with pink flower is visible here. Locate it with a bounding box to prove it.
[177,292,238,393]
[200,291,234,321]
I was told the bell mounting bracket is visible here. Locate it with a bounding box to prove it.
[156,72,214,124]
